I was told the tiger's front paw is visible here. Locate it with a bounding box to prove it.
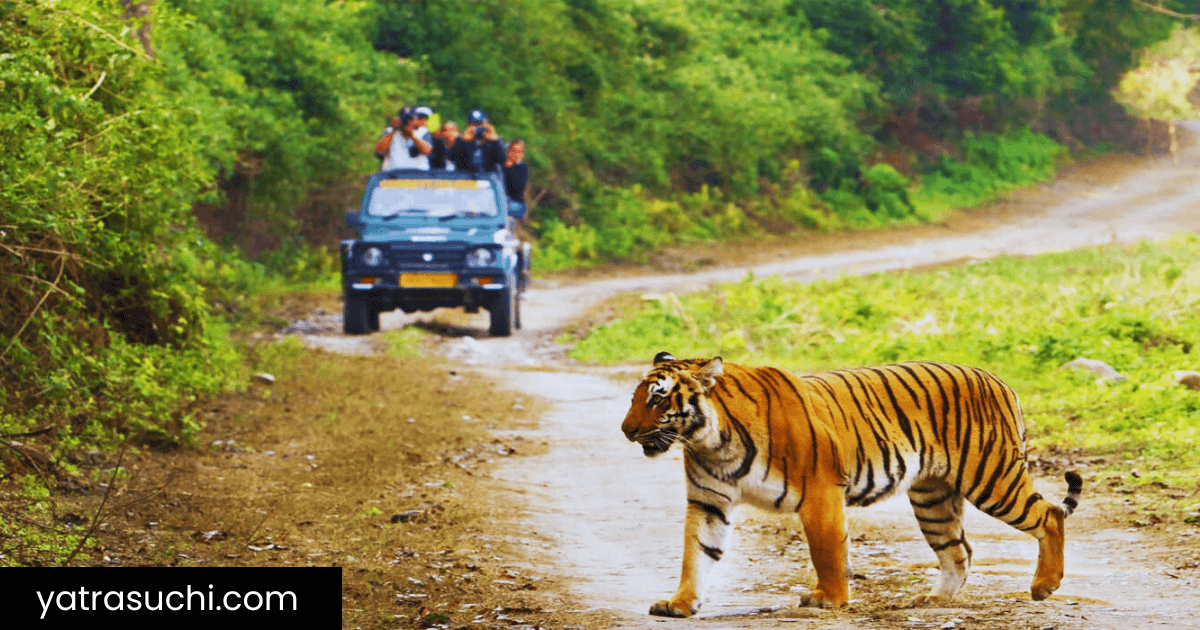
[649,598,698,618]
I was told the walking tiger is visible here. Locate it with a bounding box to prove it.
[621,352,1083,617]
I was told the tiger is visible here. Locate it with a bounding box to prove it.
[621,352,1083,618]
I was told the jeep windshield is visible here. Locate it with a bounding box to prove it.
[367,179,499,220]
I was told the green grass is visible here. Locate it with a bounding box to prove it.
[381,326,430,359]
[559,235,1200,506]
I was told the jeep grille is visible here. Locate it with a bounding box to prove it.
[389,246,467,270]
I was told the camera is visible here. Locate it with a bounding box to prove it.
[475,124,488,136]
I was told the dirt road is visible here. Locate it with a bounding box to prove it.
[308,124,1200,628]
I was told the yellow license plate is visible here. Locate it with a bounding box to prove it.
[399,273,457,288]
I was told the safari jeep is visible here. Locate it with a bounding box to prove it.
[341,168,530,336]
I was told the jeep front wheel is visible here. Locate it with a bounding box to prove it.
[344,296,370,335]
[488,285,515,337]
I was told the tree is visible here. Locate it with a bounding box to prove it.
[1114,25,1200,162]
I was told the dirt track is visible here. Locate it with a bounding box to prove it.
[307,123,1200,629]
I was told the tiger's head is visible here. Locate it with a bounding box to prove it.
[621,351,724,457]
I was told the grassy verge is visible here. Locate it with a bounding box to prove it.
[557,235,1200,520]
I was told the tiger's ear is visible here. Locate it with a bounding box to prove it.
[653,351,677,365]
[694,356,724,390]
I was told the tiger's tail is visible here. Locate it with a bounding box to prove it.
[1060,471,1083,518]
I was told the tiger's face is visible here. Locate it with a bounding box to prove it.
[621,352,723,457]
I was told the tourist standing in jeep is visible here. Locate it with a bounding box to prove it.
[430,119,461,171]
[377,109,433,171]
[451,109,505,173]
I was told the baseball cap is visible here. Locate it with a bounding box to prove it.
[467,109,487,124]
[414,106,433,117]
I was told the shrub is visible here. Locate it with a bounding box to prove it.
[913,128,1068,217]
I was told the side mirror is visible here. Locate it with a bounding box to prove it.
[507,200,527,220]
[345,210,364,232]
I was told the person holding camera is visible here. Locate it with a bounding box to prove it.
[376,115,401,164]
[373,105,412,163]
[376,109,433,171]
[450,109,505,173]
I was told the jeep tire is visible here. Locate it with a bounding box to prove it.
[344,296,370,335]
[488,284,516,337]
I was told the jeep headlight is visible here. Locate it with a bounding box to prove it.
[466,247,495,268]
[361,246,385,267]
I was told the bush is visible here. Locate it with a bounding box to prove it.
[913,128,1069,215]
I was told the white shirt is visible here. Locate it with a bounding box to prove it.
[382,127,432,171]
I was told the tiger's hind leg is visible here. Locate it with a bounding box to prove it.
[972,471,1082,601]
[1029,503,1066,601]
[908,479,972,604]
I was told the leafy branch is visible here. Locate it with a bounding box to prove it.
[1133,0,1200,21]
[0,253,67,364]
[61,442,130,567]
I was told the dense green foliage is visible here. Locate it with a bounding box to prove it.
[1,0,417,565]
[2,1,238,448]
[1,0,407,454]
[800,0,1105,102]
[159,0,422,279]
[375,0,876,192]
[561,236,1200,487]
